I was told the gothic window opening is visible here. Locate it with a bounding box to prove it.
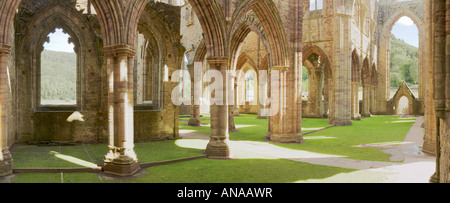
[135,33,163,109]
[39,28,78,106]
[389,16,419,99]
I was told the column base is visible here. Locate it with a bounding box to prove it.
[103,161,140,177]
[267,133,304,144]
[361,113,372,118]
[352,114,361,121]
[103,147,140,176]
[188,118,201,127]
[429,172,440,183]
[0,150,13,177]
[335,120,353,126]
[206,140,230,159]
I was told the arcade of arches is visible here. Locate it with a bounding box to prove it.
[0,0,449,183]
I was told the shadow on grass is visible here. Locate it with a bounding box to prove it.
[11,139,207,170]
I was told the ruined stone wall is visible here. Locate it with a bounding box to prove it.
[14,0,105,144]
[134,2,182,141]
[180,2,203,66]
[9,0,181,144]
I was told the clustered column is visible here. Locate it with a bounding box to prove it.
[333,12,353,126]
[205,58,230,159]
[0,44,12,177]
[267,64,303,143]
[103,44,140,176]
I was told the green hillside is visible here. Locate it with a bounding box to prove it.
[390,34,419,87]
[40,50,77,104]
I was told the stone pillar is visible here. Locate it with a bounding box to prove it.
[267,64,303,143]
[362,85,372,117]
[257,76,268,119]
[316,65,325,118]
[205,58,230,159]
[351,82,361,120]
[188,63,201,127]
[0,44,12,177]
[328,77,336,125]
[233,82,240,116]
[103,45,140,176]
[333,13,352,126]
[228,71,237,132]
[423,0,437,155]
[370,85,378,114]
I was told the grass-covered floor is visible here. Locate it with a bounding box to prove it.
[181,114,415,162]
[8,114,416,183]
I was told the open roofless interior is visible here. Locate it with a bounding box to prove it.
[0,0,449,183]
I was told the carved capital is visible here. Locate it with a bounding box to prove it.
[104,44,137,58]
[269,66,289,72]
[207,57,229,66]
[0,44,12,55]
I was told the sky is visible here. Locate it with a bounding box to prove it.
[391,16,419,48]
[43,28,75,53]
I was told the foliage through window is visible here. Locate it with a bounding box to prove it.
[40,28,77,106]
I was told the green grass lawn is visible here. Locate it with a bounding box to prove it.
[273,116,416,162]
[9,114,416,183]
[179,114,416,162]
[11,158,356,183]
[12,140,206,169]
[180,114,332,142]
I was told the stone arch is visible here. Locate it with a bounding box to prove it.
[193,40,207,63]
[188,0,227,58]
[0,0,22,45]
[229,13,271,69]
[302,44,332,74]
[377,5,425,111]
[301,44,332,118]
[230,0,290,67]
[351,50,361,83]
[371,63,378,86]
[361,58,370,85]
[236,53,257,72]
[260,55,269,71]
[91,0,148,47]
[391,82,416,116]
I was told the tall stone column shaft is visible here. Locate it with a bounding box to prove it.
[351,82,361,120]
[206,58,230,159]
[370,85,378,114]
[268,62,303,143]
[0,44,12,177]
[333,13,352,126]
[317,68,325,118]
[362,85,372,117]
[188,63,201,127]
[103,45,140,176]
